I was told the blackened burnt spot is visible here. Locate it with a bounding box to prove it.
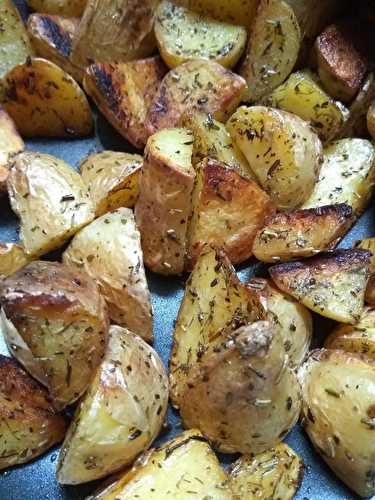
[91,65,119,114]
[40,17,72,57]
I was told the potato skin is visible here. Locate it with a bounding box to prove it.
[298,349,375,497]
[0,354,66,470]
[0,261,109,410]
[63,209,153,343]
[175,0,259,26]
[367,101,375,139]
[0,243,29,280]
[27,0,87,16]
[0,107,24,193]
[355,238,375,306]
[56,326,168,484]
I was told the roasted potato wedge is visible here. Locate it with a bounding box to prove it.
[57,326,168,484]
[240,0,301,102]
[264,70,349,142]
[229,443,304,500]
[8,152,94,257]
[155,1,247,69]
[367,101,375,139]
[170,247,266,405]
[0,261,109,410]
[298,349,375,497]
[175,0,258,26]
[0,107,24,192]
[2,58,93,138]
[80,151,142,216]
[315,23,367,103]
[84,58,167,149]
[0,354,66,470]
[302,139,375,215]
[63,208,153,343]
[71,0,158,67]
[253,204,354,263]
[27,14,82,83]
[0,244,29,280]
[286,0,340,41]
[355,237,375,306]
[248,278,312,368]
[227,106,323,211]
[146,60,247,136]
[90,430,231,500]
[135,128,195,275]
[270,249,371,324]
[187,158,275,268]
[27,0,87,16]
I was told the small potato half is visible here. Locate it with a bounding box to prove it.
[355,237,375,306]
[0,107,24,192]
[0,244,29,280]
[0,261,109,410]
[56,326,168,484]
[27,0,87,16]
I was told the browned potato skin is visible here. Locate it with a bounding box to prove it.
[253,204,354,263]
[0,261,109,410]
[84,58,168,149]
[27,0,87,17]
[0,354,66,470]
[0,107,24,193]
[0,244,29,280]
[355,238,375,306]
[187,158,275,269]
[145,60,247,136]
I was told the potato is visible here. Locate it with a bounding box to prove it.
[83,58,167,149]
[0,107,24,192]
[179,320,301,454]
[227,106,323,211]
[0,354,66,470]
[298,349,375,497]
[0,244,29,280]
[27,14,83,83]
[367,100,375,139]
[187,158,275,268]
[8,152,94,258]
[285,0,340,41]
[248,278,312,368]
[80,151,143,216]
[71,0,158,67]
[2,58,93,138]
[270,249,371,324]
[63,209,153,343]
[252,203,354,263]
[264,70,349,142]
[27,0,87,16]
[301,139,375,215]
[90,430,231,500]
[135,128,195,275]
[175,0,258,26]
[0,261,109,410]
[315,23,367,103]
[155,1,247,70]
[56,325,168,484]
[355,238,375,306]
[229,443,304,499]
[146,60,247,136]
[240,0,301,102]
[170,247,266,405]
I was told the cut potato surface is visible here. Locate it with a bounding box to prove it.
[355,237,375,306]
[27,0,87,16]
[0,244,29,280]
[175,0,259,26]
[0,107,24,192]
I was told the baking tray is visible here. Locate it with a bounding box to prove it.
[0,1,372,498]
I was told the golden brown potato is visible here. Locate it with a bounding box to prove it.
[187,158,275,268]
[175,0,258,26]
[83,58,167,149]
[0,107,24,192]
[240,0,301,102]
[146,60,247,136]
[27,0,87,16]
[367,101,375,139]
[155,1,247,69]
[355,238,375,306]
[247,278,312,368]
[90,430,231,500]
[0,261,109,410]
[56,326,168,484]
[71,0,158,67]
[135,128,195,275]
[8,152,94,257]
[227,106,323,211]
[298,349,375,497]
[27,14,82,83]
[229,443,304,499]
[63,209,153,343]
[80,151,142,216]
[0,244,29,280]
[0,354,66,470]
[270,249,371,324]
[301,139,375,215]
[2,58,93,138]
[252,204,354,263]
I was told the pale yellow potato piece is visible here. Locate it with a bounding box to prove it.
[227,106,323,211]
[155,1,247,69]
[80,151,142,216]
[63,209,153,343]
[2,58,93,138]
[175,0,259,26]
[27,0,87,16]
[240,0,301,102]
[0,244,29,280]
[7,152,94,257]
[0,107,24,192]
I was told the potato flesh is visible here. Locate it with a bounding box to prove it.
[0,244,29,280]
[56,326,168,484]
[27,0,87,16]
[0,107,24,191]
[356,238,375,306]
[63,209,153,343]
[175,0,258,26]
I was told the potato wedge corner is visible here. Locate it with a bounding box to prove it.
[0,243,29,280]
[0,107,24,192]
